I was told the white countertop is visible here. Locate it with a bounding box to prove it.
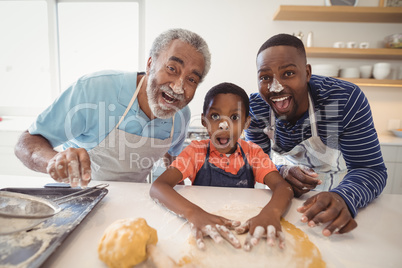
[378,133,402,145]
[1,175,402,268]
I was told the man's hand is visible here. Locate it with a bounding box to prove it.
[297,192,357,236]
[46,148,92,187]
[189,212,241,250]
[280,165,320,197]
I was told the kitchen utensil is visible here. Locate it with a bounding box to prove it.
[147,244,180,268]
[347,41,357,48]
[306,31,313,47]
[333,41,345,48]
[384,33,402,48]
[325,0,358,6]
[312,64,339,77]
[0,183,108,234]
[340,67,360,78]
[359,65,373,78]
[359,42,369,49]
[391,129,402,138]
[373,62,391,79]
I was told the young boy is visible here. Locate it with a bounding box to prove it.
[150,82,293,251]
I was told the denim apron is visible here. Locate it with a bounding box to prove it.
[193,142,254,188]
[265,93,346,191]
[88,76,174,182]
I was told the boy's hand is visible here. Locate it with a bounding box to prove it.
[189,212,241,250]
[235,214,285,251]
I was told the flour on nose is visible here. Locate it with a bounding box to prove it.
[173,78,184,94]
[219,121,229,129]
[268,75,284,93]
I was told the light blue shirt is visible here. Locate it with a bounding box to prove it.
[29,70,190,156]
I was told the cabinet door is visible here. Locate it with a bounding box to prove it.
[381,145,397,162]
[391,163,402,194]
[383,162,395,194]
[397,146,402,163]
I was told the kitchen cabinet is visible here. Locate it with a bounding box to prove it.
[273,5,402,23]
[381,144,402,194]
[273,5,402,88]
[307,47,402,87]
[306,47,402,60]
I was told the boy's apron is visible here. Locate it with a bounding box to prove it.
[88,76,174,182]
[264,93,347,191]
[193,142,254,188]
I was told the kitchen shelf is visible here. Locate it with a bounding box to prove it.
[306,47,402,60]
[273,5,402,23]
[336,78,402,88]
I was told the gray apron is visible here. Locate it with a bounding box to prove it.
[265,93,346,191]
[88,77,174,182]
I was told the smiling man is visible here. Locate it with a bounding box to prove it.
[246,33,387,237]
[15,28,211,187]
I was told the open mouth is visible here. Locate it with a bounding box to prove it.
[270,95,291,114]
[217,137,230,146]
[162,92,177,104]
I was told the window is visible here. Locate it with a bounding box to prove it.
[58,1,140,89]
[0,1,51,114]
[0,0,143,117]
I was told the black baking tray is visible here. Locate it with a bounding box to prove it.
[0,187,108,268]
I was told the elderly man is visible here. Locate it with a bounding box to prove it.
[246,33,387,237]
[15,28,211,187]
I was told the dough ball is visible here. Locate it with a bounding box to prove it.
[98,218,158,268]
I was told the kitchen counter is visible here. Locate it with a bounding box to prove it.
[1,175,401,268]
[379,133,402,146]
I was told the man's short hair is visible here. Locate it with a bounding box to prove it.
[149,28,211,82]
[257,33,306,60]
[203,82,250,117]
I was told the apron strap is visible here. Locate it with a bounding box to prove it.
[307,93,318,137]
[116,75,175,138]
[116,76,145,129]
[169,116,175,138]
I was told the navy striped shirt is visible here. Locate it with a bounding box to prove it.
[245,75,387,217]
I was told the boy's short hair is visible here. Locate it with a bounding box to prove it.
[203,82,250,117]
[257,33,306,60]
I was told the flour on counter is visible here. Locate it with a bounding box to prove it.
[179,204,325,268]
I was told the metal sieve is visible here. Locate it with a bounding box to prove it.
[0,183,108,234]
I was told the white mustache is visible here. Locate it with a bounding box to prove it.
[160,84,185,101]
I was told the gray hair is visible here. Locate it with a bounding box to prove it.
[149,28,211,82]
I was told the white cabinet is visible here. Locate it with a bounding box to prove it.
[381,144,402,194]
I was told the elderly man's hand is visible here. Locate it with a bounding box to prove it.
[46,148,91,187]
[297,192,358,236]
[280,165,320,197]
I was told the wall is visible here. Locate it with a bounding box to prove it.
[144,0,402,134]
[2,0,401,178]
